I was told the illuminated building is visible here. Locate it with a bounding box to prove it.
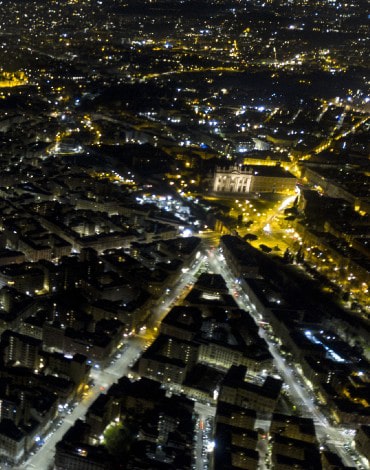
[0,71,28,88]
[213,165,296,195]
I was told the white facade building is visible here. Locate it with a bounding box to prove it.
[213,165,296,194]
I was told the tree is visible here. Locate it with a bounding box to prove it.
[243,233,258,241]
[104,422,133,461]
[296,247,304,263]
[283,248,293,263]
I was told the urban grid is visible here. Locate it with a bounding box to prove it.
[0,1,368,469]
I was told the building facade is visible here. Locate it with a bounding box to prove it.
[213,165,296,195]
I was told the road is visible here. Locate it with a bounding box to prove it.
[16,237,362,470]
[17,337,145,470]
[260,332,357,467]
[206,245,361,468]
[194,403,216,470]
[17,252,204,470]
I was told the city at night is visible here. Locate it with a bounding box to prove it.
[0,1,368,469]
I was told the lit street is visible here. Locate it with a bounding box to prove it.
[0,2,368,469]
[206,245,362,468]
[16,337,145,470]
[11,238,365,470]
[16,253,205,470]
